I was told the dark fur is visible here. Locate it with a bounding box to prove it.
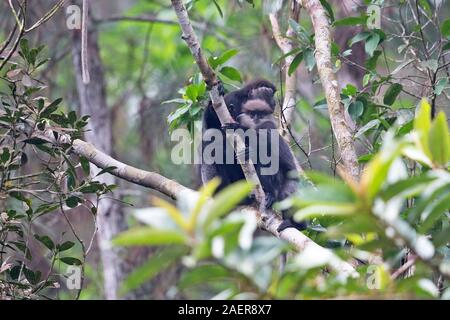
[200,79,306,231]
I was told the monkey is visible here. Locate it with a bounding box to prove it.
[200,79,307,231]
[235,98,307,231]
[200,79,277,197]
[202,79,277,134]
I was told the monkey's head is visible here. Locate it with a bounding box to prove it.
[248,86,276,112]
[237,99,277,130]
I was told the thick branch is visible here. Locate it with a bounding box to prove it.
[299,0,360,179]
[36,128,188,200]
[269,1,300,136]
[72,139,189,200]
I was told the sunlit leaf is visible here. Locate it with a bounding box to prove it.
[428,112,450,166]
[294,203,357,221]
[219,66,242,82]
[152,197,189,230]
[120,246,187,295]
[414,99,432,155]
[112,227,186,246]
[288,51,304,76]
[189,178,221,231]
[203,181,253,231]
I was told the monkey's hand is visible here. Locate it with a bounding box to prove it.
[264,193,275,209]
[207,79,225,95]
[217,80,226,96]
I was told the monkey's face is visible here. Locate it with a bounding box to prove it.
[249,86,276,112]
[238,99,276,129]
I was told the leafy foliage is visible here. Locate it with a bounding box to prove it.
[0,41,111,299]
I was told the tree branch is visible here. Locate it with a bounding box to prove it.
[298,0,360,179]
[269,1,300,137]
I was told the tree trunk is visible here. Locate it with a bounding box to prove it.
[71,1,128,299]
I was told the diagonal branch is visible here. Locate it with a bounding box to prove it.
[269,0,300,137]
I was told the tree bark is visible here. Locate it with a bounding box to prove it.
[299,0,360,179]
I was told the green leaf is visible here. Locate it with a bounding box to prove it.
[366,50,382,70]
[288,19,310,44]
[379,175,436,201]
[397,120,414,136]
[294,204,357,221]
[57,241,75,252]
[360,141,404,201]
[219,66,242,82]
[288,51,304,76]
[179,264,231,289]
[23,268,41,285]
[432,225,450,247]
[208,49,239,69]
[419,0,432,15]
[185,84,199,102]
[19,39,30,62]
[434,78,448,95]
[112,227,187,246]
[95,166,117,177]
[79,156,90,175]
[203,181,253,231]
[34,235,55,250]
[9,191,32,207]
[383,83,402,106]
[414,99,432,157]
[1,148,10,163]
[419,193,450,233]
[443,42,450,52]
[428,112,450,165]
[40,98,62,118]
[120,246,186,295]
[273,48,302,65]
[342,84,357,96]
[212,0,223,18]
[365,33,381,57]
[66,196,81,208]
[349,31,371,47]
[59,257,82,266]
[333,16,366,27]
[348,100,364,121]
[319,0,335,22]
[304,48,316,71]
[355,119,380,138]
[23,137,48,145]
